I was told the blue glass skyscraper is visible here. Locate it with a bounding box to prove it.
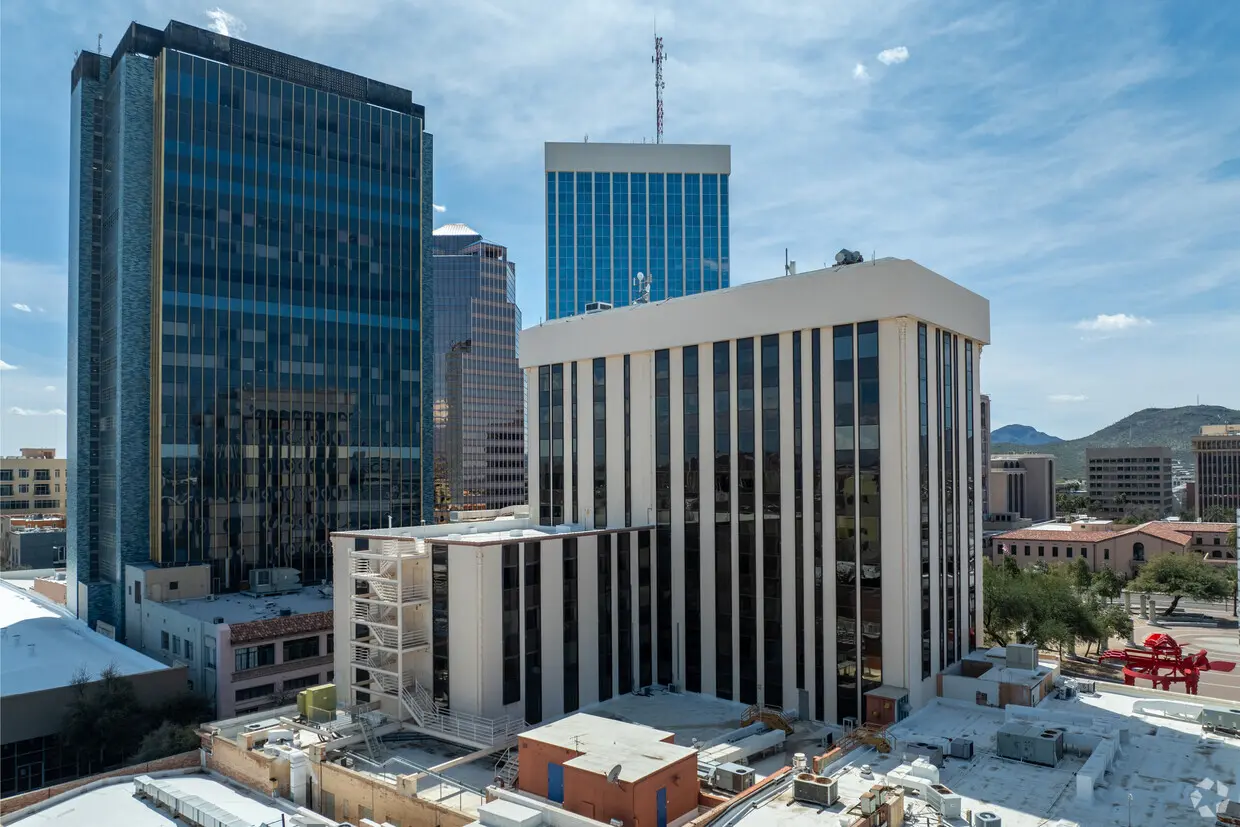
[68,21,433,632]
[544,142,730,320]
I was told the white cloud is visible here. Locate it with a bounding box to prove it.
[1048,394,1088,403]
[8,407,66,416]
[205,8,247,38]
[0,257,66,321]
[11,303,31,313]
[853,63,870,81]
[44,385,56,392]
[877,46,910,65]
[433,204,447,213]
[1074,313,1153,333]
[0,360,16,371]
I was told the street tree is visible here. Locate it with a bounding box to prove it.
[1127,553,1232,615]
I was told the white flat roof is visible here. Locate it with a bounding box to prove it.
[520,258,990,367]
[737,689,1240,826]
[523,713,696,783]
[0,582,170,697]
[336,517,654,546]
[545,141,730,174]
[163,586,334,625]
[6,774,334,826]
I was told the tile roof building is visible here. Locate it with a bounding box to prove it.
[993,520,1235,574]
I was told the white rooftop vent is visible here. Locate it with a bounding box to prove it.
[509,529,524,538]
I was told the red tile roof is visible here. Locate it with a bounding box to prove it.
[995,520,1219,548]
[1177,522,1234,533]
[994,530,1118,543]
[1124,523,1190,544]
[230,610,333,644]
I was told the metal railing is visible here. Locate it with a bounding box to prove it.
[399,681,527,747]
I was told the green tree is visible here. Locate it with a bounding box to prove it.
[61,664,145,774]
[1090,567,1125,602]
[1127,553,1232,615]
[1069,557,1092,593]
[133,721,201,763]
[1202,505,1235,523]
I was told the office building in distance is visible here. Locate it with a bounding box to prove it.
[68,21,434,634]
[1086,446,1174,519]
[544,142,730,320]
[1193,423,1240,518]
[0,449,67,517]
[988,453,1056,526]
[431,224,525,521]
[332,257,989,732]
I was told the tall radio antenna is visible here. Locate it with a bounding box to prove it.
[652,31,666,143]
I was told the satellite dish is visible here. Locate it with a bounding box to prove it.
[607,764,622,784]
[835,249,865,266]
[633,272,651,304]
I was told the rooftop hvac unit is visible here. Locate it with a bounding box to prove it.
[585,301,613,313]
[714,762,756,794]
[1076,680,1097,695]
[793,773,839,807]
[244,567,302,596]
[949,738,974,760]
[900,741,945,767]
[975,813,1003,827]
[1201,708,1240,736]
[1005,643,1037,670]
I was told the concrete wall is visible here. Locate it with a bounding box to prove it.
[565,754,698,827]
[0,665,188,745]
[33,577,67,605]
[309,755,473,827]
[205,735,290,798]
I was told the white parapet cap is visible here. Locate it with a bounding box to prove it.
[520,257,990,368]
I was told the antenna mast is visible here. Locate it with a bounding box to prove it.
[652,32,666,143]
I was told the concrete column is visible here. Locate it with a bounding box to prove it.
[1123,591,1131,612]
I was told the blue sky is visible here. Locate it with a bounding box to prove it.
[2,0,1238,454]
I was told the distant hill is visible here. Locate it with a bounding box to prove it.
[991,405,1240,481]
[991,424,1062,446]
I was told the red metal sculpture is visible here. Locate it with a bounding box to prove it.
[1099,633,1236,695]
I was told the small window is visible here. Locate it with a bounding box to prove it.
[1024,545,1031,556]
[169,580,179,590]
[1214,538,1221,545]
[205,647,216,668]
[1038,546,1045,557]
[161,631,170,649]
[1104,549,1110,560]
[185,641,194,661]
[1052,547,1059,558]
[1066,547,1073,558]
[172,636,181,655]
[135,582,142,604]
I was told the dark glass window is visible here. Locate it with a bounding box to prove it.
[856,322,881,698]
[235,684,276,703]
[594,358,607,528]
[563,538,579,713]
[811,329,824,719]
[737,337,757,704]
[713,341,733,699]
[918,324,932,679]
[624,355,632,527]
[524,541,542,724]
[598,534,613,701]
[683,346,701,692]
[793,332,804,696]
[654,350,672,685]
[966,340,977,651]
[235,644,275,672]
[618,532,633,693]
[551,365,565,525]
[502,544,520,705]
[539,366,552,523]
[761,334,782,707]
[943,333,957,666]
[572,362,579,524]
[283,635,320,662]
[834,324,858,723]
[638,529,653,688]
[432,543,449,704]
[936,330,946,670]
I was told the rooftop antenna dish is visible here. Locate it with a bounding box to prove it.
[607,764,623,784]
[633,271,651,305]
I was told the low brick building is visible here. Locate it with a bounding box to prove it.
[516,713,699,827]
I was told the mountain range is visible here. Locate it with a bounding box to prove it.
[990,424,1062,446]
[990,405,1239,481]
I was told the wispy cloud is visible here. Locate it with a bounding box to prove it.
[44,385,56,392]
[0,360,17,371]
[1075,313,1153,333]
[8,407,65,416]
[852,63,870,81]
[433,204,447,213]
[205,8,246,38]
[877,46,910,65]
[10,303,31,313]
[1048,394,1088,403]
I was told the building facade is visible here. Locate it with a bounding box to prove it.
[0,450,67,517]
[332,258,990,733]
[980,395,991,521]
[544,142,730,320]
[1,516,67,570]
[1193,424,1240,518]
[993,520,1235,576]
[122,563,334,718]
[1086,446,1173,519]
[431,224,525,521]
[988,454,1056,523]
[68,21,434,635]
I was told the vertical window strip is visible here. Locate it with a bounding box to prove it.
[736,338,757,705]
[761,334,782,707]
[684,345,701,693]
[713,341,733,699]
[654,350,673,686]
[593,358,607,528]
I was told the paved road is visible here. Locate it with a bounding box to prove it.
[1127,618,1240,704]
